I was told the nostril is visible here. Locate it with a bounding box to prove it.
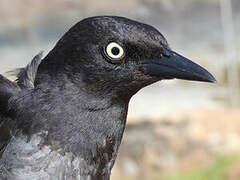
[162,46,172,57]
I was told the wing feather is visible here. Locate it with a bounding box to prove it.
[0,52,43,155]
[8,51,44,89]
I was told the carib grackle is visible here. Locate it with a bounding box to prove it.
[0,16,216,180]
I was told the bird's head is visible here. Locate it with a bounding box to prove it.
[37,16,216,99]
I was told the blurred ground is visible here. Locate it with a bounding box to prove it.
[0,0,240,179]
[112,108,240,180]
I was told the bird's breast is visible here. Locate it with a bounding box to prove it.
[0,131,112,180]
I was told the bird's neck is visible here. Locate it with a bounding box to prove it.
[34,74,130,179]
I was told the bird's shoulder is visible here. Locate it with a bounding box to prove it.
[0,75,20,154]
[12,51,44,89]
[0,52,44,155]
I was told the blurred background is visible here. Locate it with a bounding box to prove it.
[0,0,240,179]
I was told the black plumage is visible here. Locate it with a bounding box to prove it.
[0,16,216,180]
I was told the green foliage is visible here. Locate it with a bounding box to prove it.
[156,155,237,180]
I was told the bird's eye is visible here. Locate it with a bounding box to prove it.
[105,42,125,61]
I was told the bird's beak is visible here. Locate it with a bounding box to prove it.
[139,47,217,83]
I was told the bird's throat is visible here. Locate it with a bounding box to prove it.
[33,72,131,179]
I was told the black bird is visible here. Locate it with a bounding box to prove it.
[0,16,216,180]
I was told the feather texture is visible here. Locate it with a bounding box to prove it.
[10,51,44,89]
[0,131,102,180]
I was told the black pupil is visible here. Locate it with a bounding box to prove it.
[111,47,120,56]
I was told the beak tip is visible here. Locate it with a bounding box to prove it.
[207,78,217,84]
[211,78,218,83]
[204,73,217,84]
